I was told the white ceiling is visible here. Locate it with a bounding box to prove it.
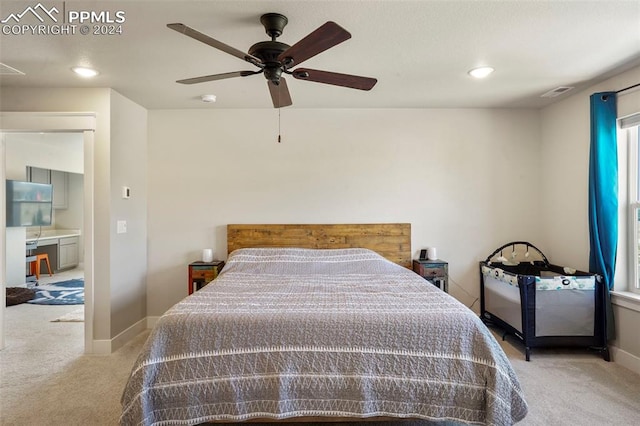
[1,0,639,110]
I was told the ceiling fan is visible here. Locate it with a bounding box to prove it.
[167,13,377,108]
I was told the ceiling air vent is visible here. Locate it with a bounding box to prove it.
[541,86,574,98]
[0,63,25,75]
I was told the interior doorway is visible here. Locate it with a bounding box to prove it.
[0,112,95,352]
[4,132,85,348]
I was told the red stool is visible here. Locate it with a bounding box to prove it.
[30,253,53,280]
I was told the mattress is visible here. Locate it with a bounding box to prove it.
[120,248,527,425]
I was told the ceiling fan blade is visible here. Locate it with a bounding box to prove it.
[292,68,377,90]
[268,78,293,108]
[278,21,351,68]
[177,71,256,85]
[167,23,262,66]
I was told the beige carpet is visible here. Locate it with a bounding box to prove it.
[1,303,639,425]
[499,333,640,425]
[51,307,84,322]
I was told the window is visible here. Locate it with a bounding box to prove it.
[626,117,640,294]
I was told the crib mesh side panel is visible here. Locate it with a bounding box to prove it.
[534,272,596,337]
[482,264,597,338]
[535,290,595,336]
[483,273,522,333]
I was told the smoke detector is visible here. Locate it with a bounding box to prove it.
[201,94,217,103]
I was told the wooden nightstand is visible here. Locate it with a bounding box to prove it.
[188,260,225,294]
[413,259,448,292]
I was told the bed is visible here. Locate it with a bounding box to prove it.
[120,224,527,425]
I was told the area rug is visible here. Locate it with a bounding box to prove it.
[51,307,84,322]
[27,279,84,305]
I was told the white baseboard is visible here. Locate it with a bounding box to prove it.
[610,345,640,375]
[89,316,148,355]
[91,339,111,355]
[146,316,160,329]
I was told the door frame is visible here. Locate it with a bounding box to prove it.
[0,112,95,352]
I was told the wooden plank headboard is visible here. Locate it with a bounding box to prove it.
[227,223,411,268]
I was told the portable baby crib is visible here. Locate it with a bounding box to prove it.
[479,241,609,361]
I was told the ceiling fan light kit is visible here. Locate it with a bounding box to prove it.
[168,13,377,108]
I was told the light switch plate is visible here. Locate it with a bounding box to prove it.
[117,220,127,234]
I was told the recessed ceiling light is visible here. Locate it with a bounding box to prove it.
[201,94,217,103]
[468,66,494,79]
[72,66,98,78]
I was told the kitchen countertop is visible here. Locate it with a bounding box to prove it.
[26,229,81,242]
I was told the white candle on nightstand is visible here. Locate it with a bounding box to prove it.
[427,247,437,260]
[202,249,213,263]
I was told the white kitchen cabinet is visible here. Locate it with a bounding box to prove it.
[58,236,79,270]
[51,169,68,209]
[28,166,50,184]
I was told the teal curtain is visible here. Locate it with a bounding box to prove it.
[588,92,618,288]
[588,91,617,340]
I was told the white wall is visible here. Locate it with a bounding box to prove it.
[540,64,640,368]
[2,134,28,286]
[109,91,148,337]
[147,108,541,315]
[5,132,83,175]
[4,228,24,286]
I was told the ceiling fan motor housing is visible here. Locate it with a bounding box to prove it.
[248,40,291,82]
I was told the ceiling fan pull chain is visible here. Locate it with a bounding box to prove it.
[278,91,282,143]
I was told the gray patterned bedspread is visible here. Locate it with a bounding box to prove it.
[121,248,527,425]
